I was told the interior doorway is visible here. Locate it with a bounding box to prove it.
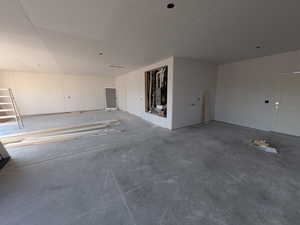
[273,74,300,137]
[105,88,117,109]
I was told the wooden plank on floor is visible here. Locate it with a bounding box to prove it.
[0,115,17,119]
[0,120,119,144]
[5,129,104,148]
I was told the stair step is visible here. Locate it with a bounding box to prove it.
[0,88,23,128]
[0,115,16,119]
[0,109,14,112]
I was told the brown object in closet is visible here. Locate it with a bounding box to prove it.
[202,91,210,124]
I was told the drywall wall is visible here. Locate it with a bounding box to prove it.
[116,57,217,129]
[116,57,174,129]
[215,49,300,131]
[0,71,115,115]
[115,75,127,112]
[172,58,217,129]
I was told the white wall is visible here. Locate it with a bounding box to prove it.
[115,75,127,112]
[0,71,115,115]
[116,57,218,130]
[215,49,300,131]
[116,57,174,129]
[173,58,217,129]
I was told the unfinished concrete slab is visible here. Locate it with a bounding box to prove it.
[0,111,300,225]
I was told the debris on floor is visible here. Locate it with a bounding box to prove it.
[0,141,10,169]
[252,139,278,154]
[0,120,120,148]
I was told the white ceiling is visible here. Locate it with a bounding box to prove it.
[1,0,300,76]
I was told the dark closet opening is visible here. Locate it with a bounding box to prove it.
[145,66,168,118]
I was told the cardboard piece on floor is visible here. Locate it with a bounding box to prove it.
[253,139,278,154]
[258,146,278,154]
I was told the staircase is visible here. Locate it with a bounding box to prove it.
[0,88,24,128]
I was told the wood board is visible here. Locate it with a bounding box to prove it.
[0,120,119,145]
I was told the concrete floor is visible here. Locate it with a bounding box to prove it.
[0,110,300,225]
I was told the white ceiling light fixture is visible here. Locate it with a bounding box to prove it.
[280,71,300,75]
[109,65,125,69]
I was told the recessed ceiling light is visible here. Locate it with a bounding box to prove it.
[167,2,175,9]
